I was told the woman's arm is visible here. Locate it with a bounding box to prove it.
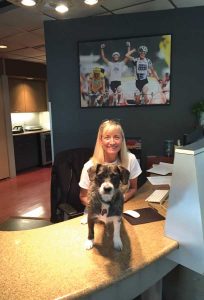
[124,177,138,202]
[80,188,88,206]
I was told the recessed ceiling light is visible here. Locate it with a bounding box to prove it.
[55,4,69,13]
[0,45,7,49]
[84,0,98,5]
[21,0,36,7]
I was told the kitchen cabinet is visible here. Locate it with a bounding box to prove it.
[24,80,47,112]
[8,78,25,112]
[8,78,47,112]
[13,131,52,172]
[13,134,41,172]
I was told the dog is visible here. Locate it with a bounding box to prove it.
[85,163,130,251]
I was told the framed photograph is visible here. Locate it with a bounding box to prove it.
[78,34,171,108]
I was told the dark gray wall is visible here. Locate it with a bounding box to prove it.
[44,7,204,158]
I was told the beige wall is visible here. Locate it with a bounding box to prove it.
[0,75,16,179]
[0,77,10,179]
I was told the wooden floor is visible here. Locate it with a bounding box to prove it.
[0,166,51,223]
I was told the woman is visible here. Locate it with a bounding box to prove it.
[79,119,142,212]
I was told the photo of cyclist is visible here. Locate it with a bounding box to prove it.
[100,42,130,105]
[79,34,171,107]
[88,67,105,107]
[125,45,160,105]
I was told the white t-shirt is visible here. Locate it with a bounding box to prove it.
[79,152,142,190]
[108,61,125,82]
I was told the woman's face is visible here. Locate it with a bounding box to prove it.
[100,127,123,158]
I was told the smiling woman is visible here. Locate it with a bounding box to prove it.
[79,119,142,211]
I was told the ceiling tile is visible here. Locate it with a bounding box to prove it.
[102,0,153,10]
[0,25,22,39]
[0,7,44,30]
[2,32,44,48]
[31,28,44,38]
[114,0,174,14]
[0,38,25,51]
[1,53,45,63]
[8,47,44,56]
[173,0,204,8]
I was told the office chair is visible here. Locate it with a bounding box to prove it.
[50,147,93,223]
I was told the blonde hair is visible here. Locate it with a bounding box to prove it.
[92,119,129,168]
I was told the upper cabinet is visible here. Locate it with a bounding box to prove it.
[9,78,25,112]
[8,78,48,113]
[24,80,47,112]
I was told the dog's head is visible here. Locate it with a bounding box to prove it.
[88,164,130,202]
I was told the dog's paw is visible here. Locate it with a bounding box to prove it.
[113,238,123,251]
[80,215,88,225]
[85,239,94,250]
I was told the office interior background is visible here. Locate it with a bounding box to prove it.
[1,1,204,299]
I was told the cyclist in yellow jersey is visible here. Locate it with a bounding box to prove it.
[88,67,105,106]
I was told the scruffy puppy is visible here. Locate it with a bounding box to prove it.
[85,164,130,251]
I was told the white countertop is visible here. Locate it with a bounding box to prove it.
[12,129,50,136]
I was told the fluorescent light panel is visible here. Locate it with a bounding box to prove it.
[55,3,69,13]
[84,0,98,5]
[21,0,36,6]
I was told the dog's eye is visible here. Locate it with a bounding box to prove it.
[96,174,105,184]
[110,173,120,182]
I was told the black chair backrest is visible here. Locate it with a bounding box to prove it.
[50,148,93,222]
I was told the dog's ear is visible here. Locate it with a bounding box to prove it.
[87,166,96,181]
[87,164,102,181]
[117,165,130,185]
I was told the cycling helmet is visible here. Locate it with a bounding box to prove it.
[112,52,120,58]
[138,45,148,54]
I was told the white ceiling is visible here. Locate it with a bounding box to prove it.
[0,0,204,64]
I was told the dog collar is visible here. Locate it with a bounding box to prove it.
[100,199,111,204]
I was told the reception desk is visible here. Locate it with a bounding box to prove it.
[0,183,178,300]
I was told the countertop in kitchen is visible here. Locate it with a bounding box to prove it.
[12,129,51,136]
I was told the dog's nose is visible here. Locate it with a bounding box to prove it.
[103,187,112,193]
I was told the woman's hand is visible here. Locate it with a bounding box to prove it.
[124,178,137,202]
[79,188,88,206]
